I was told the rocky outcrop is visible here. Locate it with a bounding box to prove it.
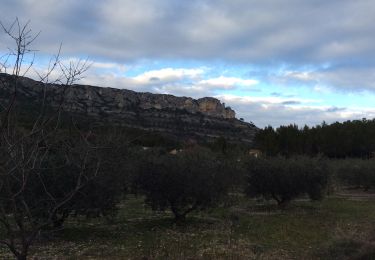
[0,73,257,143]
[70,87,236,119]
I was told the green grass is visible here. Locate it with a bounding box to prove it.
[1,195,375,259]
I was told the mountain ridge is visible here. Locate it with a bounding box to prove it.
[0,73,258,144]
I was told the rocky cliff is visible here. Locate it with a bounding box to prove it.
[0,73,257,143]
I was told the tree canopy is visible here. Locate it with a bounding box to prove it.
[255,119,375,158]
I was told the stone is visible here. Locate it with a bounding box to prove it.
[0,73,258,144]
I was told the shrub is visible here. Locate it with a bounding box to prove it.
[245,156,329,206]
[134,147,230,222]
[1,132,130,230]
[336,159,375,190]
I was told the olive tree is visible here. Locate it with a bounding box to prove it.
[134,147,230,222]
[335,159,375,191]
[245,156,329,207]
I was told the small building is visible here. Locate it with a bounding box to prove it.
[248,149,262,158]
[169,149,183,155]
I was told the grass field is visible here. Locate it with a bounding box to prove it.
[1,192,375,259]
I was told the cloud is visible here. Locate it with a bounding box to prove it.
[80,66,258,98]
[3,1,375,92]
[282,101,301,105]
[3,1,375,127]
[217,94,318,105]
[270,65,375,91]
[198,76,258,89]
[283,71,315,82]
[132,68,205,84]
[2,0,375,65]
[12,58,375,128]
[90,61,127,72]
[217,94,375,127]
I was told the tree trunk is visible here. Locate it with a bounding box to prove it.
[13,248,28,260]
[17,254,27,260]
[170,204,185,223]
[271,193,282,205]
[277,198,291,209]
[271,193,290,208]
[170,203,198,223]
[174,213,186,223]
[52,211,70,229]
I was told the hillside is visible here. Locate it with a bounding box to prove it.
[0,73,257,144]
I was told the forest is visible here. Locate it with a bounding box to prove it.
[255,120,375,158]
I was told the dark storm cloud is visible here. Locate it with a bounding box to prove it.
[3,0,375,94]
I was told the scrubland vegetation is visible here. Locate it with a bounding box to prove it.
[2,130,375,259]
[2,20,375,259]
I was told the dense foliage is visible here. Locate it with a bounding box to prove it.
[334,159,375,190]
[245,157,329,206]
[255,119,375,158]
[49,133,130,226]
[134,147,231,221]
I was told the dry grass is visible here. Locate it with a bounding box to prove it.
[1,193,375,259]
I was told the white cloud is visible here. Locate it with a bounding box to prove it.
[90,61,127,73]
[216,94,319,106]
[215,93,375,127]
[133,68,205,84]
[283,71,315,82]
[198,76,258,89]
[13,59,375,128]
[267,65,375,92]
[76,64,261,97]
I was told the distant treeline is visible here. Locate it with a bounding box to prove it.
[255,119,375,158]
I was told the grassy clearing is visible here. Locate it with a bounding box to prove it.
[1,194,375,259]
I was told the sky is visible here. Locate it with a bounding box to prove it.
[1,0,375,127]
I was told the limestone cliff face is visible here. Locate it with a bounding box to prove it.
[197,97,235,119]
[0,73,257,143]
[100,91,236,119]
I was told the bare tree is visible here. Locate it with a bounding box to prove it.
[0,18,95,260]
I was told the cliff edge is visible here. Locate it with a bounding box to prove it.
[0,73,257,143]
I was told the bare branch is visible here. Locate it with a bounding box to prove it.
[0,18,96,259]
